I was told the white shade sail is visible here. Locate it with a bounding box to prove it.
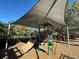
[14,0,67,28]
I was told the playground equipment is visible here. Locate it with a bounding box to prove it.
[12,41,35,54]
[0,0,69,58]
[37,23,55,55]
[11,0,68,50]
[12,0,68,53]
[6,24,41,53]
[47,30,54,55]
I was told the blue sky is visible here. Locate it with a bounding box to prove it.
[68,0,74,4]
[0,0,38,23]
[0,0,74,23]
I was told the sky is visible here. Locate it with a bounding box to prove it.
[68,0,74,5]
[0,0,38,23]
[0,0,74,23]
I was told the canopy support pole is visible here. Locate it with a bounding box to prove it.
[38,24,40,37]
[44,26,46,34]
[37,24,40,51]
[52,30,54,53]
[4,24,11,59]
[47,34,50,55]
[5,24,10,49]
[67,27,70,47]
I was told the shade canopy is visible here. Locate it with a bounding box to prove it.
[14,0,67,28]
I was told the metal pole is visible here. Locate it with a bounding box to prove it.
[67,27,70,47]
[47,34,50,55]
[37,24,40,51]
[4,24,11,59]
[52,31,54,52]
[5,24,10,49]
[43,25,45,35]
[47,26,51,55]
[38,24,40,37]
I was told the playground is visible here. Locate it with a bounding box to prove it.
[0,0,79,59]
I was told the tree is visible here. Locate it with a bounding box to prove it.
[72,0,79,13]
[65,0,79,33]
[0,21,7,36]
[12,25,37,36]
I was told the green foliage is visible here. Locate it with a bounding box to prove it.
[72,0,79,13]
[65,0,79,28]
[0,21,5,27]
[0,22,7,36]
[12,25,37,36]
